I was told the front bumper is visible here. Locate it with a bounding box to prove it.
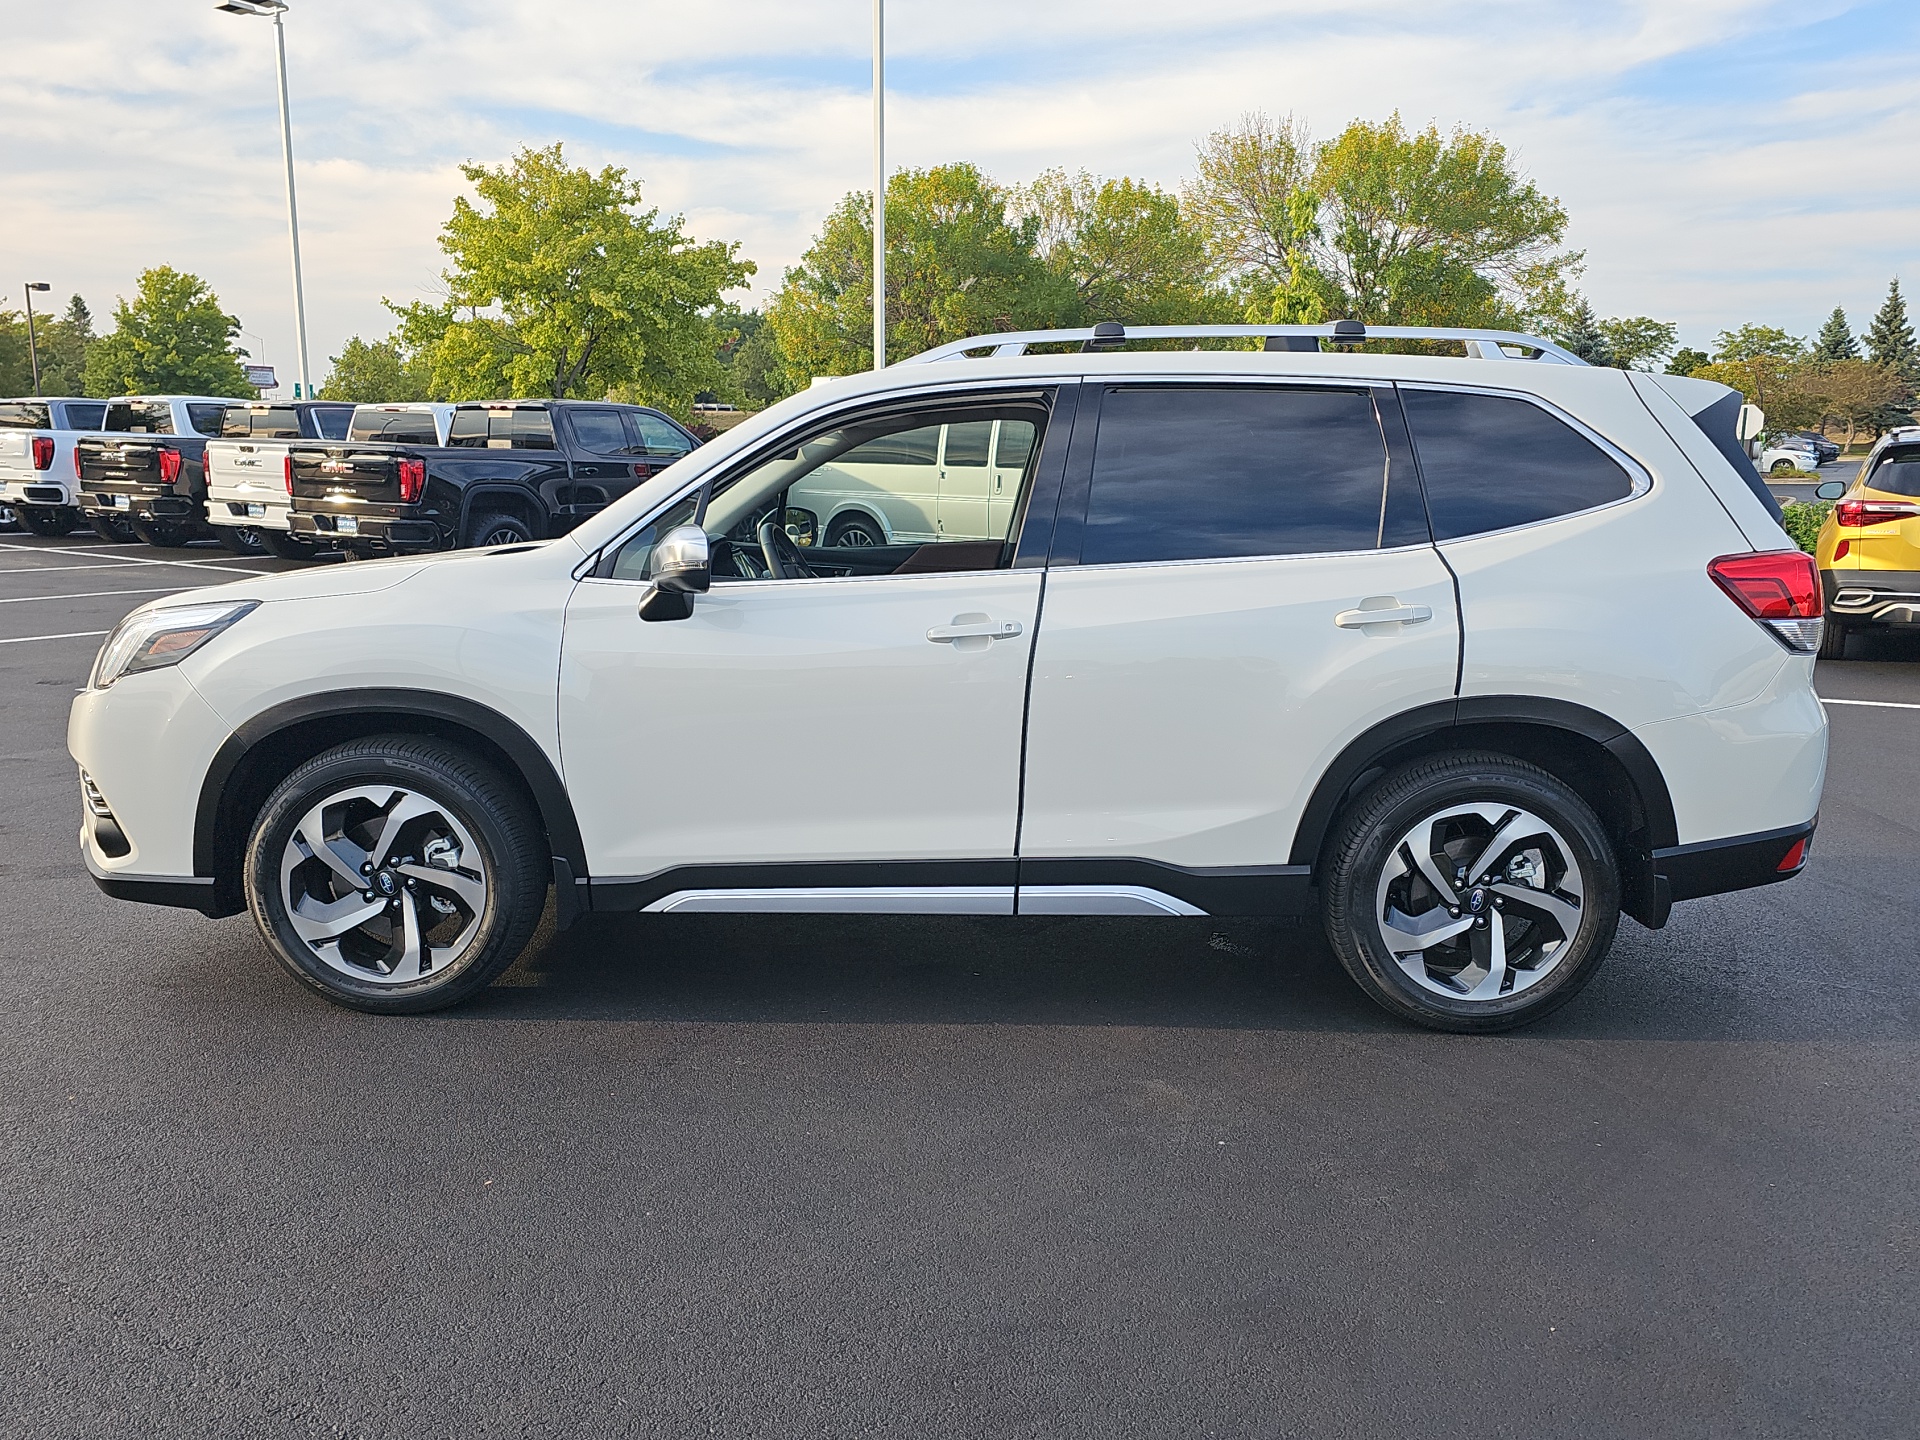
[289,510,442,551]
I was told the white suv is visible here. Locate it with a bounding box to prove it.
[68,324,1828,1031]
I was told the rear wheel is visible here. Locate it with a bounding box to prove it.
[88,514,139,544]
[1817,618,1852,660]
[131,518,193,548]
[215,524,268,556]
[1320,751,1621,1033]
[468,511,534,548]
[261,531,317,562]
[244,736,549,1014]
[18,507,77,537]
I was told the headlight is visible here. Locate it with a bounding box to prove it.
[91,600,259,689]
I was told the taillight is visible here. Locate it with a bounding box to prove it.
[73,445,84,480]
[284,454,295,496]
[157,447,183,485]
[1708,550,1823,653]
[1834,498,1920,528]
[397,458,425,504]
[31,436,54,469]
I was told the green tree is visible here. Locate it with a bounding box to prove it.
[1555,300,1613,365]
[1713,324,1803,364]
[82,267,250,397]
[1813,306,1858,361]
[318,334,435,402]
[1814,358,1906,447]
[392,143,754,412]
[1598,315,1678,370]
[1667,347,1710,376]
[1863,278,1918,382]
[1180,112,1317,296]
[1297,114,1580,327]
[1018,169,1228,325]
[767,163,1074,380]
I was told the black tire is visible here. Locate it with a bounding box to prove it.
[19,507,77,537]
[261,530,317,562]
[131,518,193,548]
[1817,618,1852,660]
[825,513,886,548]
[1320,751,1622,1033]
[468,511,534,548]
[88,514,139,543]
[214,524,268,556]
[245,736,549,1014]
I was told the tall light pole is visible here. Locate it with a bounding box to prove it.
[216,0,312,399]
[22,282,50,397]
[872,0,885,370]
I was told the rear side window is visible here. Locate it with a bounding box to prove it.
[569,408,630,454]
[0,402,52,429]
[1867,449,1920,497]
[349,408,440,445]
[59,402,107,430]
[1081,386,1407,564]
[1402,388,1635,540]
[448,407,556,450]
[104,401,175,434]
[187,404,228,437]
[630,411,693,457]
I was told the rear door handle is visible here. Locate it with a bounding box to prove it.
[1334,602,1433,628]
[927,620,1023,643]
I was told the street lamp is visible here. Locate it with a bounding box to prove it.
[215,0,312,399]
[21,282,50,397]
[872,0,885,370]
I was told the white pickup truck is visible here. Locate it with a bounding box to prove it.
[0,396,110,536]
[203,400,354,557]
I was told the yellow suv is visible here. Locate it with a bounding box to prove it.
[1813,428,1920,658]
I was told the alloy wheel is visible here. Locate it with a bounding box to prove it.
[1373,802,1585,1003]
[278,785,489,985]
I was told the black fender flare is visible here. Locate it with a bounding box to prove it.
[194,687,588,896]
[457,484,547,543]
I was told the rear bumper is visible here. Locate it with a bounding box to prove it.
[209,497,293,531]
[289,510,442,551]
[1654,819,1815,904]
[0,478,77,507]
[79,487,206,526]
[1823,569,1920,627]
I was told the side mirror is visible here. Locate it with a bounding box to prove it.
[637,524,709,623]
[1814,480,1848,501]
[784,507,817,547]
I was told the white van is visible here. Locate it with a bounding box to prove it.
[789,418,1035,547]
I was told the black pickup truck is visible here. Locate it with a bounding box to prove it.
[74,396,234,545]
[285,399,700,554]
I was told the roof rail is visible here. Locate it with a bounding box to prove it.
[900,323,1587,367]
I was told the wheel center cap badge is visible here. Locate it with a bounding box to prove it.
[1466,887,1488,914]
[374,870,399,897]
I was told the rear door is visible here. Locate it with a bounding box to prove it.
[1017,381,1460,915]
[566,407,636,492]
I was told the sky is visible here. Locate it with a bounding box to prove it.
[2,0,1915,392]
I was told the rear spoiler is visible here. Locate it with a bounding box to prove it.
[1643,374,1781,522]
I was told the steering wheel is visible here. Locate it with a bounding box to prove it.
[757,519,816,580]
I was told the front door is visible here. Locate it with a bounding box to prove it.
[1017,381,1460,915]
[559,392,1062,912]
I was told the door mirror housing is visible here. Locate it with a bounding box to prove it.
[651,525,711,593]
[1814,480,1848,501]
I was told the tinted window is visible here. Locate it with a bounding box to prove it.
[840,425,939,466]
[943,420,992,467]
[349,408,441,445]
[1867,450,1920,498]
[312,405,353,440]
[570,408,630,454]
[221,406,304,439]
[0,402,52,429]
[59,402,107,430]
[1082,386,1392,564]
[995,421,1035,470]
[631,411,693,456]
[448,407,555,450]
[104,402,174,434]
[187,404,228,437]
[1403,388,1635,540]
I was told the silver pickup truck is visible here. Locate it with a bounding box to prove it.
[0,397,109,536]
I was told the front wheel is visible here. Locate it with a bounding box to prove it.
[1320,751,1621,1033]
[19,507,77,537]
[245,736,550,1014]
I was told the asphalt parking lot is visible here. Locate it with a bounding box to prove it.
[2,531,1915,1438]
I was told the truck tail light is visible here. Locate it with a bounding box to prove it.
[74,445,85,480]
[1834,498,1920,528]
[157,447,183,485]
[284,454,295,496]
[397,458,425,504]
[1709,550,1823,653]
[31,436,55,469]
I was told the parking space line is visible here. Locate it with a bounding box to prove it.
[1819,696,1920,711]
[0,586,196,605]
[0,552,275,578]
[0,629,109,646]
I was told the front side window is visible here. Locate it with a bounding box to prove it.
[606,399,1049,584]
[631,411,694,457]
[1402,387,1636,541]
[1080,385,1406,565]
[104,401,175,435]
[447,406,556,450]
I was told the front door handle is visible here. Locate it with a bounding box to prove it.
[927,619,1023,643]
[1334,600,1433,629]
